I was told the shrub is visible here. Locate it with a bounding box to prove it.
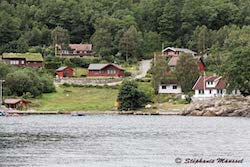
[45,62,62,69]
[4,68,55,97]
[117,80,147,111]
[124,71,132,77]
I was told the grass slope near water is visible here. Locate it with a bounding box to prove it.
[31,86,119,111]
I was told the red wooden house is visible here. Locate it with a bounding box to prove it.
[56,66,74,78]
[2,53,43,68]
[87,63,124,77]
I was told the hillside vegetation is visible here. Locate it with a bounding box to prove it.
[1,0,249,62]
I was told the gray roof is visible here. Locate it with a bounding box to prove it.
[162,47,197,55]
[56,66,70,71]
[88,63,123,70]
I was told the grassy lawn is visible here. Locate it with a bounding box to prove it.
[74,67,88,77]
[122,63,140,75]
[160,102,187,110]
[31,86,119,111]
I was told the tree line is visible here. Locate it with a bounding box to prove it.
[1,0,249,62]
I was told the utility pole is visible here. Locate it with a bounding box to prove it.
[161,42,164,56]
[0,80,5,105]
[203,71,206,100]
[55,33,57,57]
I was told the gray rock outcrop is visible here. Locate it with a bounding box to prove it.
[180,96,250,117]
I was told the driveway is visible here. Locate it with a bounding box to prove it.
[135,59,152,79]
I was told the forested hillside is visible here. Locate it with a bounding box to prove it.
[1,0,249,61]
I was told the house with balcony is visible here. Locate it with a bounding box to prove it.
[162,47,197,57]
[57,44,94,57]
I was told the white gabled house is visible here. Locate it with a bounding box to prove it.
[192,75,240,101]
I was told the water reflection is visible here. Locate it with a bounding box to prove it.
[0,115,249,167]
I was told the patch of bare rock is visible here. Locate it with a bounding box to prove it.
[180,96,250,117]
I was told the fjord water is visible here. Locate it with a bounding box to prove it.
[0,115,249,167]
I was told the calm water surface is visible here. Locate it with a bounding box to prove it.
[0,115,249,167]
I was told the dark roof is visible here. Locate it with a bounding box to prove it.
[2,53,43,61]
[161,73,178,84]
[88,63,124,70]
[192,76,226,90]
[56,66,73,71]
[162,47,197,55]
[69,44,92,51]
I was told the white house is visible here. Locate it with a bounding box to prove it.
[159,84,182,94]
[162,47,197,57]
[192,75,240,101]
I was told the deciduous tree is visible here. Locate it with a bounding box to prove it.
[175,54,199,93]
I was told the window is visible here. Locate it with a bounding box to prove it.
[198,90,204,94]
[21,60,25,64]
[98,70,103,74]
[162,85,167,89]
[172,85,177,89]
[209,90,212,94]
[207,81,213,85]
[217,89,223,94]
[10,60,19,65]
[107,69,116,74]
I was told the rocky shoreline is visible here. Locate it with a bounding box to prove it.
[181,96,250,117]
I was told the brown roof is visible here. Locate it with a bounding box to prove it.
[69,44,92,51]
[4,99,30,105]
[192,76,226,90]
[168,55,203,67]
[168,56,179,66]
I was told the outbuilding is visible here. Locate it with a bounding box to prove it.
[56,66,74,78]
[4,99,31,110]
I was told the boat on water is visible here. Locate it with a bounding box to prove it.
[71,113,86,117]
[0,111,6,116]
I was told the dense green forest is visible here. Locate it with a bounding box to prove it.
[0,0,249,95]
[1,0,249,61]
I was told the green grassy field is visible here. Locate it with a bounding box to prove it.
[31,86,119,111]
[122,63,140,75]
[74,67,88,77]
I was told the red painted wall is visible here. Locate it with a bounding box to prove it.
[87,65,124,77]
[3,58,43,68]
[197,61,205,73]
[56,67,74,78]
[26,61,43,68]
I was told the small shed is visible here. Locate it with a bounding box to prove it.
[4,99,31,110]
[56,66,74,78]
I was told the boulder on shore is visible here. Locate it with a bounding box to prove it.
[180,96,250,117]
